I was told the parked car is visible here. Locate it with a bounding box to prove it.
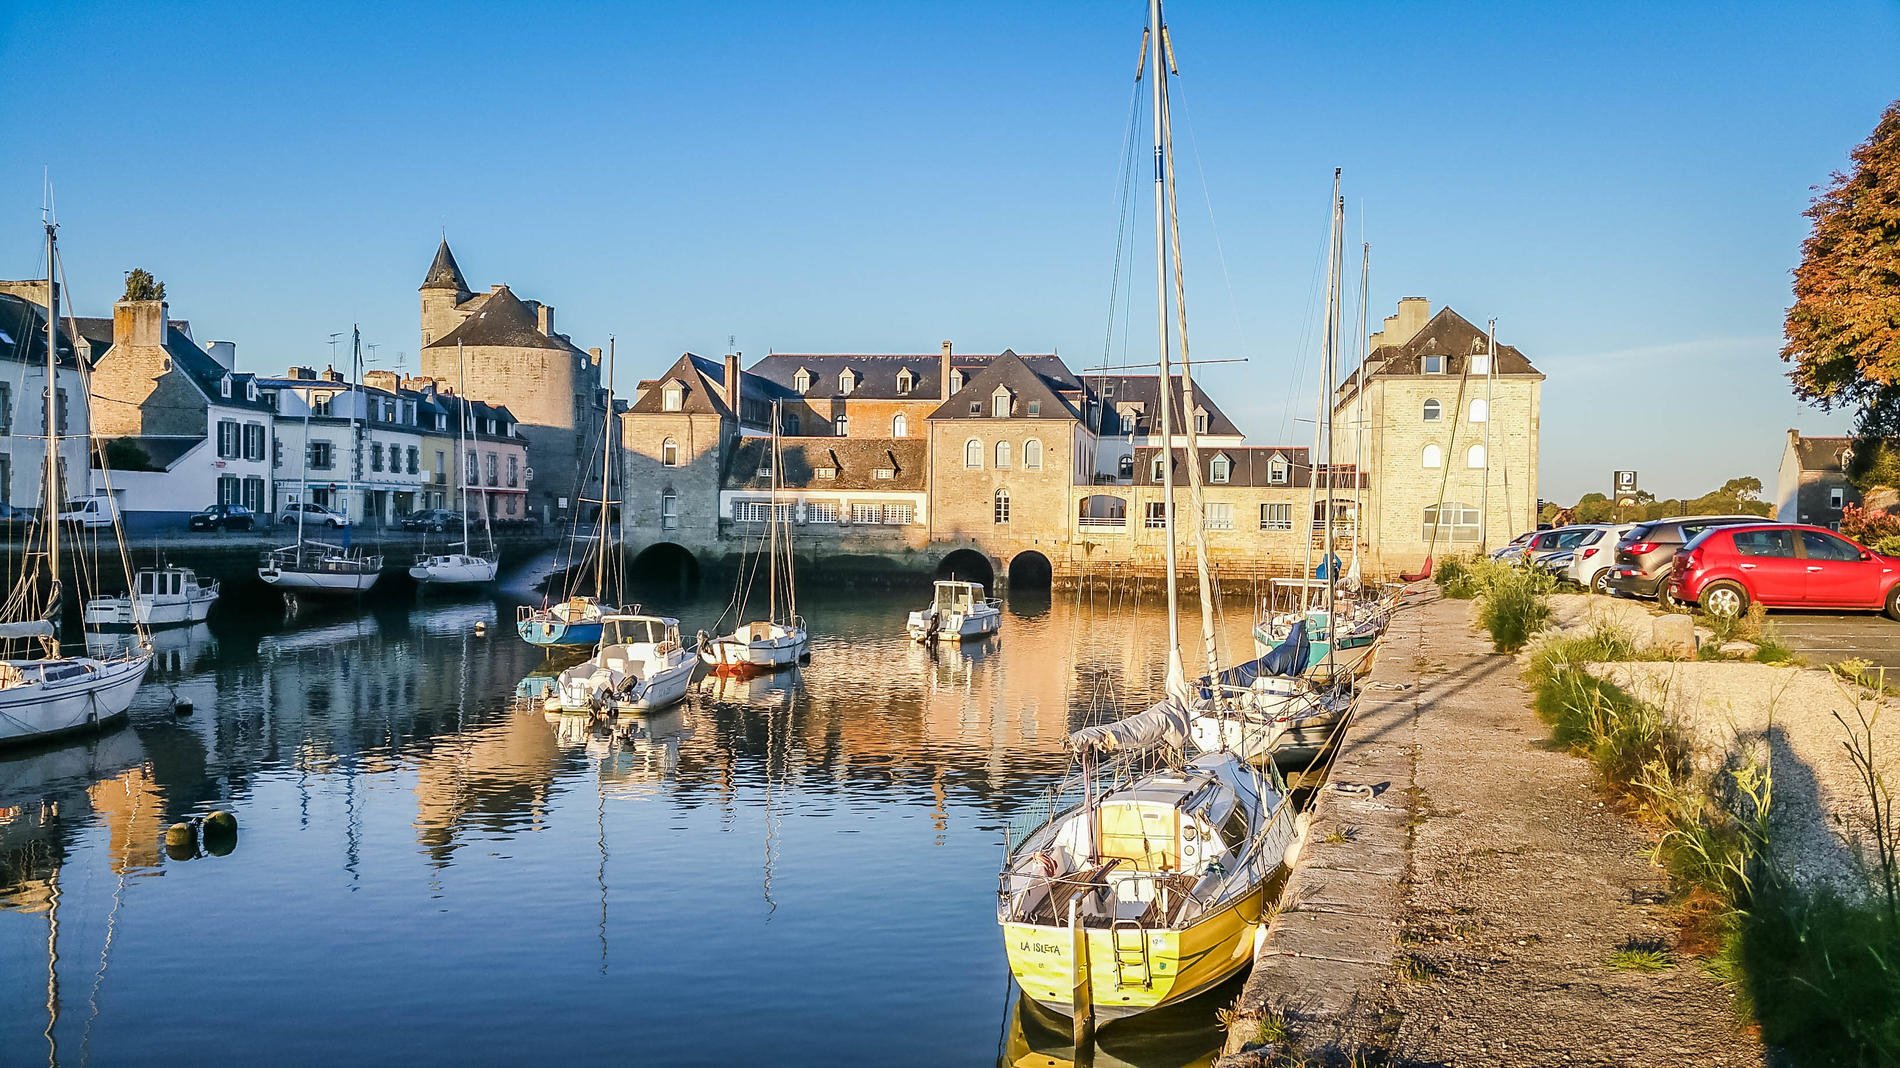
[1538,548,1576,578]
[1606,515,1767,606]
[278,502,350,528]
[1523,525,1596,570]
[1563,524,1637,593]
[1491,530,1538,563]
[188,503,256,532]
[1670,523,1900,620]
[400,508,465,533]
[57,494,120,528]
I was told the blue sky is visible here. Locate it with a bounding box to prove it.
[3,1,1895,502]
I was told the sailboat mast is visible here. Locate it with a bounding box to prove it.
[1147,0,1183,694]
[768,401,779,621]
[1321,183,1344,639]
[42,219,61,653]
[1155,23,1223,689]
[599,338,616,605]
[1351,242,1370,578]
[1301,173,1341,612]
[347,326,362,528]
[1480,319,1496,551]
[457,341,471,549]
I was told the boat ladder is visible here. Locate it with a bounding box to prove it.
[1110,920,1152,988]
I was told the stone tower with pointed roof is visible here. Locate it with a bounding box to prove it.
[417,239,607,520]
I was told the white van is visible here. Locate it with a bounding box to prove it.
[57,494,120,528]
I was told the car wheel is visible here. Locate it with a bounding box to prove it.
[1700,581,1748,619]
[1885,586,1900,622]
[1591,571,1612,595]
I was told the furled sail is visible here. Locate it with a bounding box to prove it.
[1067,697,1192,754]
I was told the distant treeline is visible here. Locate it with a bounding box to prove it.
[1538,477,1772,525]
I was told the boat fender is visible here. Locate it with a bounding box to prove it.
[204,811,238,834]
[164,821,199,861]
[203,812,239,857]
[1284,814,1312,868]
[473,621,487,636]
[173,699,193,716]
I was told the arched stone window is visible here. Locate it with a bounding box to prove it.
[964,439,982,469]
[1422,399,1441,421]
[1470,398,1488,423]
[1467,444,1487,469]
[891,413,908,437]
[993,488,1010,524]
[1422,444,1443,469]
[1024,438,1043,470]
[1423,501,1481,543]
[995,440,1012,468]
[661,438,679,467]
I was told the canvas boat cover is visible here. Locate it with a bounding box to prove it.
[1067,696,1193,754]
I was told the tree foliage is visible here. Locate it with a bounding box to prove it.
[1783,99,1900,421]
[102,437,155,472]
[122,268,165,302]
[1544,477,1771,525]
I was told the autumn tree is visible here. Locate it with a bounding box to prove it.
[1783,100,1900,429]
[122,268,165,302]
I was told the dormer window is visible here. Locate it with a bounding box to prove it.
[793,368,812,393]
[1027,400,1041,417]
[1151,456,1167,482]
[949,369,965,394]
[991,386,1012,418]
[1120,411,1136,435]
[896,368,914,395]
[246,381,258,401]
[1423,355,1445,374]
[1471,353,1491,376]
[1210,453,1231,484]
[838,369,857,395]
[1194,407,1209,434]
[220,375,232,399]
[1268,455,1290,485]
[662,382,684,411]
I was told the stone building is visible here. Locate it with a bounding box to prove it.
[1775,431,1858,529]
[1333,298,1542,576]
[0,287,90,510]
[417,240,606,522]
[621,352,765,564]
[18,287,275,520]
[743,345,1074,440]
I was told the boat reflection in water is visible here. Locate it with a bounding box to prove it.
[998,978,1234,1068]
[86,622,216,680]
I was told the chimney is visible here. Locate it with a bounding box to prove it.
[205,340,236,370]
[0,280,54,307]
[287,366,314,380]
[364,369,399,393]
[724,351,743,420]
[588,345,602,367]
[1391,297,1430,347]
[940,340,953,399]
[536,303,555,337]
[322,366,343,383]
[113,298,169,350]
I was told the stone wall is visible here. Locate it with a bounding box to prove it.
[926,417,1079,569]
[90,302,207,438]
[621,408,731,553]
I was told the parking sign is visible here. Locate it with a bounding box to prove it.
[1613,470,1638,494]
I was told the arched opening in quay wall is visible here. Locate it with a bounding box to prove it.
[628,542,702,593]
[1006,550,1053,592]
[933,548,995,590]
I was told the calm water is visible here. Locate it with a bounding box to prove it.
[0,577,1265,1067]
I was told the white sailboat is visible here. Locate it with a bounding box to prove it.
[411,342,499,585]
[259,326,383,595]
[518,339,619,646]
[701,403,808,672]
[998,3,1297,1024]
[1,215,152,748]
[83,563,218,630]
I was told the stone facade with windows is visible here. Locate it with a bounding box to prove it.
[1333,298,1542,577]
[0,288,92,511]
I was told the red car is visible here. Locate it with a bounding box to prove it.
[1670,523,1900,619]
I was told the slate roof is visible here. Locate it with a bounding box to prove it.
[425,286,566,351]
[723,437,928,492]
[1086,374,1241,437]
[76,309,275,414]
[1340,307,1540,396]
[91,436,202,472]
[421,239,471,293]
[629,353,736,418]
[927,350,1082,422]
[1128,446,1364,490]
[0,293,82,367]
[1790,435,1854,473]
[747,351,1075,401]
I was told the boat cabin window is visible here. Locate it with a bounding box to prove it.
[603,618,671,646]
[140,572,156,595]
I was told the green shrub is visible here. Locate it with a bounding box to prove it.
[1875,534,1900,558]
[1476,563,1554,651]
[1435,556,1478,598]
[1738,878,1900,1066]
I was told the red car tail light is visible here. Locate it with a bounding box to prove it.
[1677,549,1701,573]
[1626,542,1659,555]
[1581,547,1598,559]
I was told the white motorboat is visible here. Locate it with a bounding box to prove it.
[413,340,500,587]
[549,613,698,714]
[83,564,218,630]
[1,217,152,748]
[906,580,1001,642]
[702,405,810,673]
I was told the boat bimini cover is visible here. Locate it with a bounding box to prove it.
[1259,619,1309,679]
[1067,697,1192,754]
[0,620,56,640]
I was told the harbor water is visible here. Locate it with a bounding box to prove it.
[0,579,1266,1066]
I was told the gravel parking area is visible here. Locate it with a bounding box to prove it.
[1761,611,1900,672]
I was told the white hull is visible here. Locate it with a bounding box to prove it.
[0,655,152,748]
[550,655,695,714]
[409,554,499,585]
[258,567,381,594]
[907,606,1000,642]
[83,591,217,630]
[700,622,808,670]
[549,614,698,714]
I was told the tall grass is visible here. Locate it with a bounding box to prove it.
[1529,635,1900,1065]
[1439,557,1555,651]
